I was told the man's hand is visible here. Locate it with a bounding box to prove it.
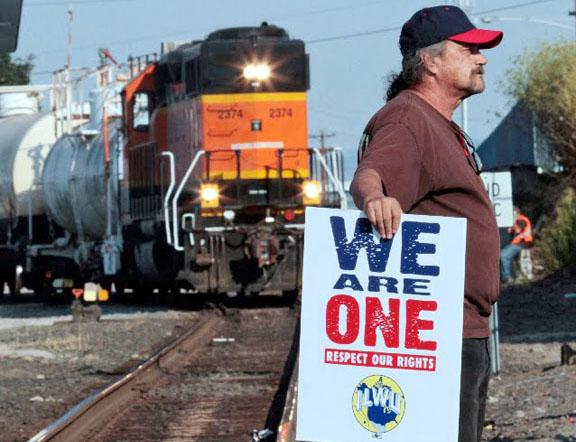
[350,168,403,239]
[363,193,403,239]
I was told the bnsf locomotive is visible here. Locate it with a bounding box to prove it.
[0,23,346,299]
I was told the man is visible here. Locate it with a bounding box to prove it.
[350,6,503,442]
[501,206,533,282]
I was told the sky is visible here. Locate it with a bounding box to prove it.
[13,0,576,180]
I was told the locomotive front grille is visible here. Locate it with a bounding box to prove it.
[219,179,302,208]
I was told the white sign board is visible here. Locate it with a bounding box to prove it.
[297,207,467,442]
[481,171,513,227]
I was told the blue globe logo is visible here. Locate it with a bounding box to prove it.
[352,375,406,434]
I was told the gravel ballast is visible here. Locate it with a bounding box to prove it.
[0,303,202,442]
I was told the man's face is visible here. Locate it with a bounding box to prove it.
[433,40,488,98]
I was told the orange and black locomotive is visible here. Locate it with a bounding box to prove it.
[121,23,346,296]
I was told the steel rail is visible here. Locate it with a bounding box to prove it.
[275,361,299,442]
[28,314,223,442]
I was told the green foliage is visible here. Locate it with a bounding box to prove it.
[505,42,576,175]
[539,187,576,272]
[0,52,33,85]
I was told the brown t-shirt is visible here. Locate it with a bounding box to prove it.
[354,90,500,338]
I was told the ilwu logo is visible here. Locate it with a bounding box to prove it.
[352,375,406,435]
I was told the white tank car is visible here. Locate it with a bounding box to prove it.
[0,87,56,295]
[0,89,56,222]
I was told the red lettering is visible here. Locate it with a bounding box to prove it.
[405,300,437,350]
[364,297,400,348]
[325,294,360,344]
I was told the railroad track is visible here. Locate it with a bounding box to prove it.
[29,307,299,442]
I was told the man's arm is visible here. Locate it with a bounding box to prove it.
[350,168,402,239]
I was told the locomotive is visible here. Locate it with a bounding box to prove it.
[0,23,346,299]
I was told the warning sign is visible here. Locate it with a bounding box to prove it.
[481,171,513,227]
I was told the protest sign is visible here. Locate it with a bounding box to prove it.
[297,207,467,442]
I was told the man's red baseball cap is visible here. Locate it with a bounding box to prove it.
[399,5,503,56]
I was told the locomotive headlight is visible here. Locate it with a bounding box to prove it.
[255,64,270,80]
[302,180,322,205]
[223,210,236,222]
[243,64,257,79]
[243,63,271,81]
[200,183,220,208]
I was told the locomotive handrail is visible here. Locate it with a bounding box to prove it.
[171,150,206,251]
[311,147,347,210]
[167,146,345,251]
[161,152,176,245]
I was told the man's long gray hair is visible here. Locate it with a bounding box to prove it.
[386,41,446,102]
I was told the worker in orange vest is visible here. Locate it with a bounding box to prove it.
[500,206,533,283]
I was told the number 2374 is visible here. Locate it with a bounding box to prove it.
[269,108,293,118]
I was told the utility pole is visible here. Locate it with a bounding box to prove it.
[453,0,472,133]
[570,0,576,40]
[66,8,73,133]
[309,130,336,149]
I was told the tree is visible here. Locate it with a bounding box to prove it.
[0,52,33,85]
[538,186,576,272]
[506,42,576,175]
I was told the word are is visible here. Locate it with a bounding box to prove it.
[333,274,431,296]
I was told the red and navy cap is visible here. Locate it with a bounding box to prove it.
[399,5,503,56]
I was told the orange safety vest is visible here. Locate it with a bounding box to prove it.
[510,213,533,245]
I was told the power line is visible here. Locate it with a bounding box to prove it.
[478,0,561,14]
[26,0,148,6]
[307,0,562,44]
[267,0,386,21]
[307,25,401,44]
[30,0,563,75]
[27,2,388,57]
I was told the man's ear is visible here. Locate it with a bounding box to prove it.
[421,49,440,75]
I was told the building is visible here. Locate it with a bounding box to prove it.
[477,102,559,224]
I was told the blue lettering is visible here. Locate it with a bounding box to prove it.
[401,221,440,276]
[333,274,364,291]
[330,216,393,272]
[368,276,399,294]
[403,278,431,295]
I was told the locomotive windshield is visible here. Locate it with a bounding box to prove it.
[199,41,308,94]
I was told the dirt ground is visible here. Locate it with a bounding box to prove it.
[0,303,203,442]
[482,272,576,441]
[1,275,575,441]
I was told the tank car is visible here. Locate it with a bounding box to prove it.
[0,75,122,298]
[0,86,58,295]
